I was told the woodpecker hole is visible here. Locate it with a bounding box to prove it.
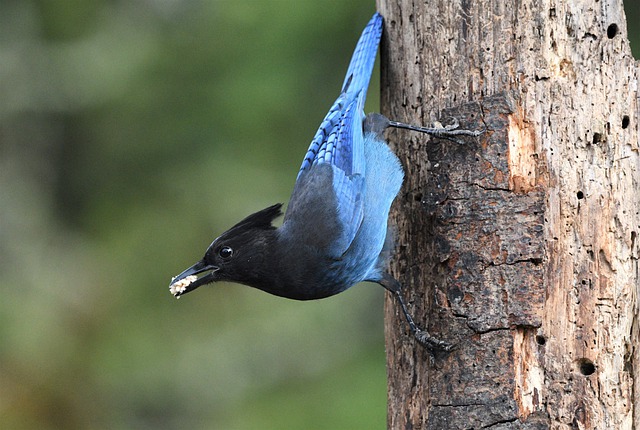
[592,132,602,144]
[607,23,619,39]
[577,191,584,200]
[578,358,596,376]
[535,335,546,346]
[622,115,630,129]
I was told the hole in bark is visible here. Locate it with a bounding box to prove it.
[607,23,619,39]
[576,191,584,199]
[622,115,630,129]
[592,132,602,144]
[536,335,546,345]
[414,192,423,202]
[578,358,596,375]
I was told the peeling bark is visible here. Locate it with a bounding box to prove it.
[379,1,640,429]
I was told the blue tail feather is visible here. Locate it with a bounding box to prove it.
[297,13,383,178]
[341,12,383,97]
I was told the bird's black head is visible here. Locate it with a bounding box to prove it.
[169,203,283,298]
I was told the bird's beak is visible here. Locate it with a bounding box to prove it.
[169,260,219,298]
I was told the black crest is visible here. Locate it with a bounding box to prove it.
[226,203,283,234]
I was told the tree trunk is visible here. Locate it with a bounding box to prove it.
[379,0,640,428]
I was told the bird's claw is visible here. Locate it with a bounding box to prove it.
[414,329,456,353]
[387,118,484,144]
[438,117,460,132]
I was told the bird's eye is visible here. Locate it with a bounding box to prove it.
[219,246,233,259]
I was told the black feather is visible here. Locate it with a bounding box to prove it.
[225,203,283,234]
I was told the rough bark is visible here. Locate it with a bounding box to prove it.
[379,1,640,429]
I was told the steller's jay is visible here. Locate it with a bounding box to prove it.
[169,12,480,351]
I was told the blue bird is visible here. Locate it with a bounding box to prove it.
[169,12,479,350]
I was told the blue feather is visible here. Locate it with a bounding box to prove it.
[298,12,382,177]
[283,12,402,283]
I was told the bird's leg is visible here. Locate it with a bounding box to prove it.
[378,272,455,353]
[364,113,483,144]
[388,118,482,137]
[391,287,455,352]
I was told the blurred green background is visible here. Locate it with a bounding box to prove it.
[1,1,638,429]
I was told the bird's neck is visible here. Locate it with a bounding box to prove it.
[233,228,284,293]
[240,226,308,299]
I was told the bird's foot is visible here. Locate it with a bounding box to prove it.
[378,273,457,355]
[414,329,456,353]
[387,117,483,144]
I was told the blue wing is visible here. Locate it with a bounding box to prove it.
[292,13,382,257]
